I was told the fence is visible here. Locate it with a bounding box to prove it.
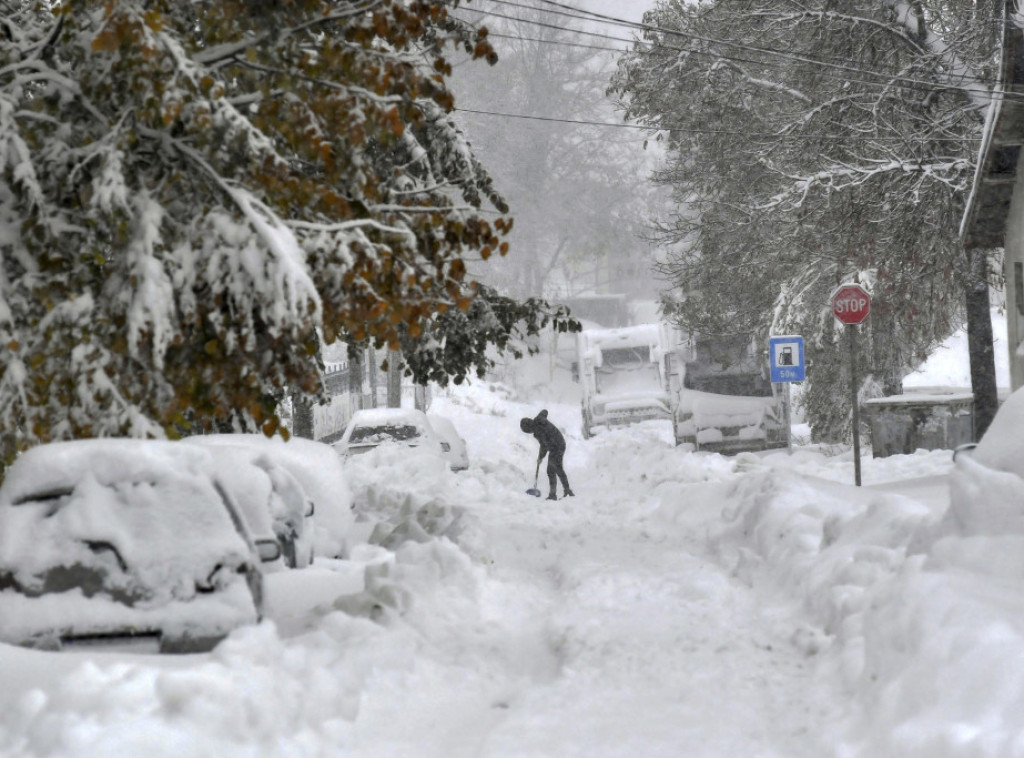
[313,362,431,442]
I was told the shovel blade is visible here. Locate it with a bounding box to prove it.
[526,488,542,497]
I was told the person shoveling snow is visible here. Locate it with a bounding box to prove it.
[520,409,574,500]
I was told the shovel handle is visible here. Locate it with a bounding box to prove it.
[534,458,541,487]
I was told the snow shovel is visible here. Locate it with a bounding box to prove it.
[526,459,542,497]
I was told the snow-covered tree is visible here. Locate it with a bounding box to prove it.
[611,0,1001,441]
[397,282,579,386]
[0,0,507,464]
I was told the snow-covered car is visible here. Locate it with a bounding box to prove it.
[426,414,469,471]
[0,439,280,654]
[181,440,312,569]
[184,434,355,560]
[946,387,1024,538]
[335,408,451,461]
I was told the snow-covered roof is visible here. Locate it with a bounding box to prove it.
[578,323,664,350]
[0,438,213,505]
[961,7,1024,248]
[347,408,432,428]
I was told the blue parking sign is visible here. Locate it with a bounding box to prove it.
[769,336,805,382]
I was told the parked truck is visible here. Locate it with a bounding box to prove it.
[673,332,789,453]
[576,323,680,439]
[576,324,789,452]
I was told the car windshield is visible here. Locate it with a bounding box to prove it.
[349,424,422,444]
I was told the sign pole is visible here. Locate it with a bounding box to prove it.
[849,325,862,487]
[831,283,869,487]
[768,335,805,454]
[785,381,792,455]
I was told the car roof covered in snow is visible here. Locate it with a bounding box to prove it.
[347,408,433,428]
[973,386,1024,476]
[187,434,350,509]
[0,438,214,506]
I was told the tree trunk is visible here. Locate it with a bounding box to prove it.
[368,346,378,408]
[347,342,363,413]
[966,248,998,439]
[291,392,314,439]
[870,306,904,397]
[387,349,402,408]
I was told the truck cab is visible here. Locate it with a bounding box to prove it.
[577,324,680,439]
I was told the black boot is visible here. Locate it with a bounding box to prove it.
[565,489,574,497]
[546,492,557,500]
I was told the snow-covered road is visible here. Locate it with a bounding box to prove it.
[463,476,840,757]
[322,393,852,757]
[5,381,1021,758]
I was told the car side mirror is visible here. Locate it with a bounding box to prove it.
[255,538,282,563]
[952,443,977,462]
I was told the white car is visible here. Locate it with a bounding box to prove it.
[946,387,1024,538]
[184,443,306,570]
[0,439,279,653]
[335,408,451,461]
[426,414,469,471]
[185,434,355,560]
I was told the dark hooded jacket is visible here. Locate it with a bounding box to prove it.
[521,409,565,458]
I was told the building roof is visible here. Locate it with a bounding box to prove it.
[962,9,1024,249]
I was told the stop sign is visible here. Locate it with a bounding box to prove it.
[831,283,870,325]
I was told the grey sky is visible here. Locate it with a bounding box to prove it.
[577,0,650,25]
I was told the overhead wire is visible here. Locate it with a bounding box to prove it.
[451,6,986,143]
[468,14,997,109]
[462,0,1022,108]
[451,105,983,143]
[483,30,626,54]
[529,0,1005,93]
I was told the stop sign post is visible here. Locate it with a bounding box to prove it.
[831,283,871,486]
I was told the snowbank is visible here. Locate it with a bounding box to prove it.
[681,449,1024,757]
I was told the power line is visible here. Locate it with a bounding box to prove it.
[469,3,958,100]
[485,30,626,54]
[453,2,999,148]
[453,105,983,144]
[451,12,627,52]
[468,0,1021,108]
[474,18,975,108]
[532,0,995,85]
